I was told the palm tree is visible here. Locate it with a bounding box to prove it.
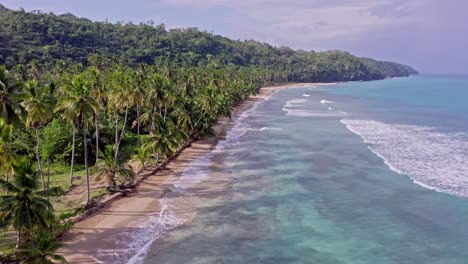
[142,72,174,136]
[94,145,135,189]
[56,75,98,206]
[0,160,55,248]
[21,80,54,190]
[170,103,193,137]
[129,66,147,147]
[55,78,79,187]
[0,118,21,186]
[16,231,68,263]
[86,67,105,164]
[131,147,149,172]
[0,65,24,125]
[108,69,132,161]
[13,64,29,82]
[142,118,186,166]
[29,60,42,82]
[190,84,222,137]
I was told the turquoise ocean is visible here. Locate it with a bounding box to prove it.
[123,76,468,264]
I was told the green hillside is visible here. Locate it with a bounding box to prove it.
[0,5,417,82]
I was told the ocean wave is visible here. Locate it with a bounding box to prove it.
[96,190,186,264]
[284,98,309,108]
[126,192,186,264]
[288,98,309,104]
[303,94,311,97]
[341,119,468,197]
[282,98,346,117]
[175,98,261,189]
[260,127,283,131]
[320,99,334,105]
[282,108,347,117]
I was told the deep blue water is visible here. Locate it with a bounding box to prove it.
[128,76,468,264]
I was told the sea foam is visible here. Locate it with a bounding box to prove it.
[320,99,334,105]
[284,98,309,108]
[95,190,186,264]
[260,127,283,131]
[175,98,260,190]
[282,98,346,118]
[341,119,468,197]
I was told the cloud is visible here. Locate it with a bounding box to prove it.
[160,0,225,8]
[161,0,423,48]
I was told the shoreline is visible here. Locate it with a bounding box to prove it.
[58,82,324,263]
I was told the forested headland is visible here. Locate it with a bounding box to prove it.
[0,4,417,82]
[0,4,417,263]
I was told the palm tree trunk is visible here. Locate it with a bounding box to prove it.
[70,123,76,186]
[151,107,156,132]
[47,158,50,188]
[84,124,90,207]
[115,110,119,148]
[155,153,159,167]
[111,170,116,189]
[35,128,45,190]
[5,171,8,195]
[15,230,21,249]
[95,112,99,164]
[47,158,50,201]
[190,111,206,137]
[116,105,128,159]
[137,105,140,147]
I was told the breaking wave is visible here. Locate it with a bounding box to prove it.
[341,119,468,198]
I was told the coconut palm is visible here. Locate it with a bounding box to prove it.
[13,64,29,82]
[129,66,147,147]
[142,118,187,165]
[131,147,150,172]
[190,84,223,137]
[108,69,133,161]
[0,118,21,185]
[94,145,135,188]
[55,78,79,186]
[56,75,98,206]
[0,160,55,248]
[29,60,42,82]
[16,231,68,263]
[170,104,193,136]
[86,67,105,163]
[21,80,54,190]
[144,73,169,132]
[0,65,24,125]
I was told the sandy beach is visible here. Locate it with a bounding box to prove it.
[58,83,319,263]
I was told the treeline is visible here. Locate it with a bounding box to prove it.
[0,5,417,83]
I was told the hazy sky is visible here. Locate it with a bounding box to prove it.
[2,0,468,74]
